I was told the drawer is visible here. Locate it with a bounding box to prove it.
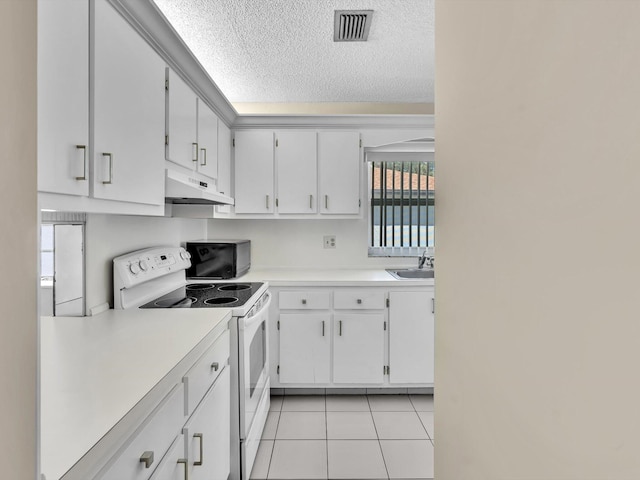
[100,384,185,480]
[279,291,331,310]
[333,290,386,310]
[183,329,230,416]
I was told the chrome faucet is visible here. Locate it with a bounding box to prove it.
[418,249,434,270]
[418,249,428,269]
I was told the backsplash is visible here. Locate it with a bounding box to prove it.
[85,214,206,311]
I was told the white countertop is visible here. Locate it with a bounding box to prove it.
[235,268,435,287]
[40,307,231,480]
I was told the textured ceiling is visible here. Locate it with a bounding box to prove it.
[152,0,434,106]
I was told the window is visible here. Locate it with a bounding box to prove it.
[369,160,434,256]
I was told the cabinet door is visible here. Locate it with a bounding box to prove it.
[279,313,331,384]
[388,291,435,384]
[333,314,384,384]
[166,68,198,170]
[276,131,317,213]
[196,100,218,179]
[233,130,274,213]
[184,368,231,480]
[93,0,165,205]
[101,385,185,480]
[216,121,232,214]
[37,0,89,196]
[148,435,186,480]
[318,131,361,214]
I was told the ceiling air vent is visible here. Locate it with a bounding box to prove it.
[334,10,373,42]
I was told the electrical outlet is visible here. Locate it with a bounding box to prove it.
[323,235,336,249]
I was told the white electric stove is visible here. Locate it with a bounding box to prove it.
[113,246,271,480]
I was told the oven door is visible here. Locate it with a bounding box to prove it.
[238,291,271,437]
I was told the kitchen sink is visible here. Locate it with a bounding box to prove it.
[386,268,435,279]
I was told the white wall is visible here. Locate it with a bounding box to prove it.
[0,1,37,478]
[436,1,640,478]
[85,215,206,310]
[208,218,418,269]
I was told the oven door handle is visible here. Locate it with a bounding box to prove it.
[241,292,271,329]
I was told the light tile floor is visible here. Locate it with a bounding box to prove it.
[250,394,434,480]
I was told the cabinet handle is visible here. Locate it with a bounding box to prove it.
[325,195,329,209]
[75,145,87,180]
[322,320,325,336]
[310,194,313,209]
[192,142,198,162]
[357,299,362,304]
[339,320,342,336]
[211,362,219,371]
[301,299,307,305]
[194,433,204,466]
[266,195,270,210]
[200,148,207,166]
[177,458,189,480]
[102,153,113,184]
[139,451,154,468]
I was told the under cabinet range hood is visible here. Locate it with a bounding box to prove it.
[165,169,234,205]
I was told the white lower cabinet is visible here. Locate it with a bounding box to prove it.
[100,385,186,480]
[279,313,331,384]
[388,291,435,384]
[333,314,385,384]
[183,368,231,480]
[274,286,434,388]
[94,325,230,480]
[148,435,187,480]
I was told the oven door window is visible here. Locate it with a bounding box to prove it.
[249,322,266,398]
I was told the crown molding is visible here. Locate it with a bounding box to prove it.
[232,114,435,130]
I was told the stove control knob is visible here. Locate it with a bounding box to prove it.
[180,250,191,260]
[139,260,149,272]
[129,262,141,275]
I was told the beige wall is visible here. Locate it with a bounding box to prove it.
[436,1,640,478]
[0,0,37,478]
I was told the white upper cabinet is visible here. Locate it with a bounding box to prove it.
[233,130,275,213]
[165,68,198,170]
[166,68,219,180]
[216,121,232,214]
[196,100,219,179]
[37,0,89,196]
[276,131,318,214]
[93,0,165,206]
[318,131,361,214]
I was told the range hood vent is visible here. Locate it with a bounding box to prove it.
[165,169,234,206]
[334,10,373,42]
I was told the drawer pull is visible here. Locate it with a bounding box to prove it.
[301,299,307,305]
[322,320,325,336]
[194,433,204,466]
[339,320,342,336]
[211,362,219,371]
[177,458,189,480]
[357,299,362,304]
[139,451,154,468]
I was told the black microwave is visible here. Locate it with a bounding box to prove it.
[185,240,251,279]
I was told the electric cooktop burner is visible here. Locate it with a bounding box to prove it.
[204,297,238,305]
[139,282,264,309]
[186,283,216,290]
[218,284,251,291]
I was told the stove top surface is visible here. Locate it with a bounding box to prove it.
[139,282,264,309]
